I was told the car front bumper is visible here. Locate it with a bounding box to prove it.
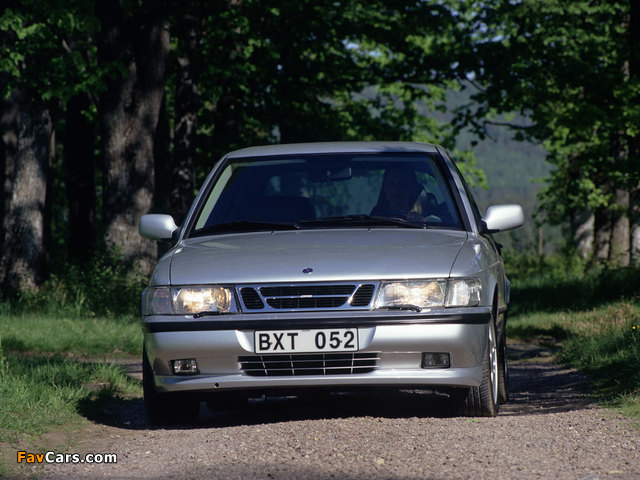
[143,308,491,395]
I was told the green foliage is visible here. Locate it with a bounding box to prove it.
[505,252,640,315]
[462,0,640,235]
[193,0,482,179]
[0,0,104,102]
[8,251,146,318]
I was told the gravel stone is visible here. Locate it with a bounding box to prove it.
[37,346,640,480]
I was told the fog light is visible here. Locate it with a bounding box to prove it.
[171,358,199,375]
[421,352,450,369]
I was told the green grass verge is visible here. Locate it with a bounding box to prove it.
[0,312,142,357]
[0,352,141,444]
[0,310,142,436]
[505,255,640,421]
[0,309,143,477]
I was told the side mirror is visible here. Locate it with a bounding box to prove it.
[139,214,179,240]
[481,204,524,233]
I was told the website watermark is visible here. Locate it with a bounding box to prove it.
[17,450,117,464]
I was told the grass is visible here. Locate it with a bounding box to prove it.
[0,252,145,477]
[0,352,141,443]
[0,310,143,438]
[0,308,143,477]
[505,254,640,420]
[0,312,141,357]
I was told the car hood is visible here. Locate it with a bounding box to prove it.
[166,229,468,285]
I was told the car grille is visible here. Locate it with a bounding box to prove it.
[239,353,379,376]
[238,282,378,312]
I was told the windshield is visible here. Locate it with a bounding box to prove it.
[189,153,463,237]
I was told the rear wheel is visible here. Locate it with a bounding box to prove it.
[457,316,499,417]
[143,345,200,426]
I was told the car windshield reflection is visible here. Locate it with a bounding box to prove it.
[189,153,462,237]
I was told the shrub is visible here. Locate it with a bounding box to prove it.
[10,251,146,318]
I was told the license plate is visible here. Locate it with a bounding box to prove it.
[254,328,359,354]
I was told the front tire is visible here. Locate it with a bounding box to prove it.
[497,334,509,404]
[143,345,200,426]
[457,317,499,417]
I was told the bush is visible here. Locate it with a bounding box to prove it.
[7,251,146,318]
[503,252,640,315]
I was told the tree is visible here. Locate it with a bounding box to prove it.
[1,0,487,294]
[64,93,96,264]
[96,1,170,275]
[0,1,97,291]
[461,0,640,264]
[168,2,203,224]
[192,0,483,182]
[0,96,52,292]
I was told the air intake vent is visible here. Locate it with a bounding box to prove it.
[350,284,375,307]
[259,285,355,297]
[239,352,379,376]
[240,288,264,309]
[266,297,347,309]
[236,282,379,312]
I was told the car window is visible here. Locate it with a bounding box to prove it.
[189,153,463,235]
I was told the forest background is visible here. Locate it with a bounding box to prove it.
[1,0,639,304]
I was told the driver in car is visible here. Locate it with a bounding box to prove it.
[371,167,437,222]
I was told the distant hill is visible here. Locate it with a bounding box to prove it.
[460,126,559,254]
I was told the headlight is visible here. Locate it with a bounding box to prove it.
[446,278,482,307]
[375,281,446,309]
[144,286,237,315]
[374,278,482,310]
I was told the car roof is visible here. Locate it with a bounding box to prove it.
[224,141,441,159]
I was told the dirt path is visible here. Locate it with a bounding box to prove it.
[27,345,640,479]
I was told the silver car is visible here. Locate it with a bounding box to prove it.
[139,142,523,424]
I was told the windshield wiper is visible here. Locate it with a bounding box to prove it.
[193,311,226,318]
[299,215,426,229]
[378,304,423,313]
[191,221,300,237]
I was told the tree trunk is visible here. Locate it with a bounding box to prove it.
[171,9,202,225]
[629,0,640,264]
[571,210,594,259]
[96,1,170,275]
[0,100,52,292]
[593,204,612,263]
[64,93,96,264]
[608,189,630,266]
[632,194,640,263]
[0,91,20,255]
[153,94,171,217]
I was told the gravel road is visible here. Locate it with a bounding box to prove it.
[36,345,640,480]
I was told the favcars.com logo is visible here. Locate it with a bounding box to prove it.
[17,451,117,464]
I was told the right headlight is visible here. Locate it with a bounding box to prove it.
[143,286,237,315]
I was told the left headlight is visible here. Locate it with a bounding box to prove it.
[374,278,482,310]
[144,286,238,315]
[375,281,446,309]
